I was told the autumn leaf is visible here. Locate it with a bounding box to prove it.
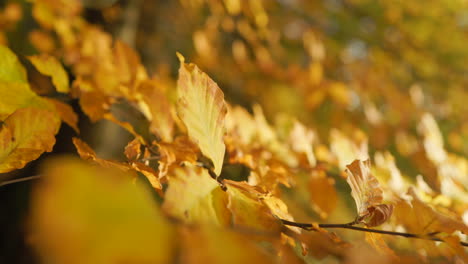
[309,170,337,219]
[0,107,60,173]
[45,98,79,133]
[163,164,231,226]
[136,80,174,142]
[225,180,283,233]
[28,54,70,93]
[176,53,227,176]
[30,157,175,264]
[345,159,393,227]
[0,44,27,83]
[179,226,275,264]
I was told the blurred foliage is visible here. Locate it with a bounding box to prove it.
[1,0,468,263]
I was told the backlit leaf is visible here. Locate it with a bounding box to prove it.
[176,53,227,175]
[163,164,231,226]
[30,157,175,264]
[0,107,60,173]
[345,159,393,226]
[45,98,79,133]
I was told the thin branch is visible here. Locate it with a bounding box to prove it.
[0,175,41,187]
[280,219,468,247]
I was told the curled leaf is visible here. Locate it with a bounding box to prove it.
[345,159,393,227]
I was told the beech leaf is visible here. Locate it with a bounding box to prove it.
[345,159,393,226]
[176,53,227,176]
[28,54,70,93]
[0,107,60,173]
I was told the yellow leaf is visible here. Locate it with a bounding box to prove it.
[136,80,174,142]
[0,107,60,173]
[30,157,175,264]
[45,98,79,133]
[225,180,282,233]
[28,54,70,93]
[309,170,337,219]
[124,138,141,161]
[345,159,393,227]
[163,164,231,226]
[395,188,468,235]
[180,226,275,264]
[0,81,47,119]
[0,44,27,83]
[176,53,227,175]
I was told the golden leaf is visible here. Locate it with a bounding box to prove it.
[136,80,174,142]
[345,159,393,226]
[45,98,79,133]
[0,107,60,173]
[225,180,282,233]
[124,138,141,161]
[30,157,175,264]
[0,44,27,84]
[179,226,275,264]
[176,53,227,175]
[163,164,230,226]
[28,54,69,93]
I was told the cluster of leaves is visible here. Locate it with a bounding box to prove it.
[1,0,468,263]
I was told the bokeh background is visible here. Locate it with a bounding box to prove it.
[1,0,467,262]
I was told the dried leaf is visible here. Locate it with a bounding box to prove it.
[289,120,316,167]
[176,53,227,175]
[130,161,162,190]
[28,54,69,93]
[124,138,141,161]
[345,159,393,226]
[30,157,175,264]
[0,107,60,173]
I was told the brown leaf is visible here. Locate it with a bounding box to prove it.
[345,159,393,226]
[124,138,141,161]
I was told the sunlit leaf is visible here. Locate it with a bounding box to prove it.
[136,80,174,142]
[0,44,27,83]
[176,53,227,175]
[0,107,60,173]
[345,159,393,226]
[30,157,175,264]
[28,54,70,93]
[163,164,231,226]
[225,180,282,233]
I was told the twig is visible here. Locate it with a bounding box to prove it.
[0,175,41,187]
[280,219,468,247]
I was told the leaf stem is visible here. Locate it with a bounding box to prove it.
[280,219,468,247]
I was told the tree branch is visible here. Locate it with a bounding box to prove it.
[280,219,468,247]
[0,175,41,188]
